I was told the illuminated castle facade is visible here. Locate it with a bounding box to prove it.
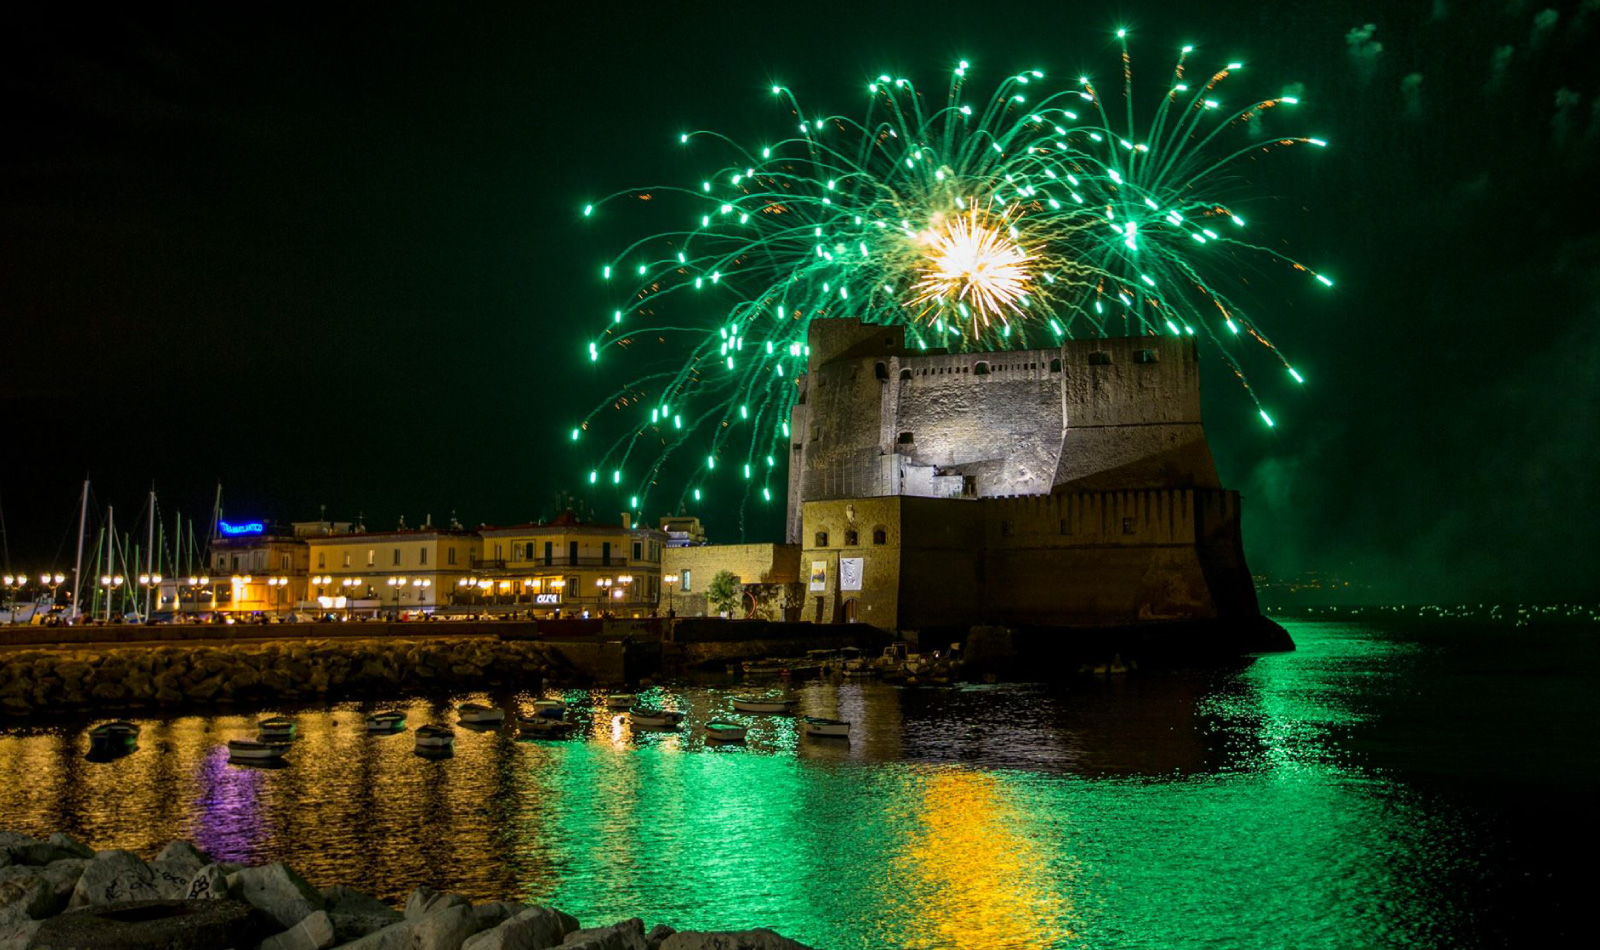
[784,318,1262,630]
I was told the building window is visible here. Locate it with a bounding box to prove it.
[897,431,914,445]
[681,569,692,593]
[569,541,579,565]
[899,368,912,381]
[343,553,351,568]
[367,550,375,567]
[420,548,429,566]
[875,361,888,381]
[1000,520,1013,537]
[873,528,887,545]
[280,554,290,570]
[317,553,326,569]
[544,541,553,565]
[1059,518,1073,536]
[526,542,535,561]
[973,361,990,376]
[845,529,859,546]
[1050,358,1062,373]
[1122,517,1137,535]
[392,549,401,566]
[449,548,457,565]
[633,541,642,561]
[1089,351,1112,366]
[1135,348,1159,364]
[814,531,829,547]
[494,544,503,561]
[602,542,612,566]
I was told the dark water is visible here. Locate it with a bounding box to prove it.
[1,620,1594,949]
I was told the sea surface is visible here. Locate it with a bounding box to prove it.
[1,618,1594,949]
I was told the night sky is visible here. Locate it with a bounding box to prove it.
[2,1,1596,602]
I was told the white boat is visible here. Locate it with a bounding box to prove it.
[365,711,407,732]
[88,721,139,756]
[457,703,505,724]
[227,739,290,761]
[258,716,297,740]
[414,724,455,751]
[801,716,850,738]
[531,699,567,719]
[627,706,685,728]
[704,720,748,742]
[603,693,638,710]
[517,716,577,738]
[731,696,794,714]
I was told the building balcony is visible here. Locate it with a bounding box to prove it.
[471,556,648,570]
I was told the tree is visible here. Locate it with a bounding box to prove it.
[706,570,741,617]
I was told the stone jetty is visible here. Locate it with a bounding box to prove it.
[1,830,815,950]
[0,639,566,717]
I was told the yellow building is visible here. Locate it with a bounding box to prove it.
[158,524,313,618]
[304,524,481,615]
[473,513,666,618]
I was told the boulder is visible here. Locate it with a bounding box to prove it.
[0,917,40,950]
[184,864,230,900]
[48,833,96,860]
[461,907,570,950]
[327,917,415,949]
[261,908,338,950]
[405,885,469,921]
[471,901,526,932]
[0,858,86,918]
[645,925,676,950]
[320,885,399,919]
[67,849,162,908]
[658,932,816,950]
[561,917,647,950]
[231,861,325,929]
[412,902,477,950]
[26,897,265,949]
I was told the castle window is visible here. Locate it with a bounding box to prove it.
[1059,518,1073,536]
[1089,352,1112,366]
[872,528,887,545]
[973,361,990,376]
[900,368,912,381]
[845,529,859,546]
[875,361,889,381]
[814,531,829,547]
[1050,358,1062,373]
[897,431,914,445]
[1000,520,1013,537]
[1122,517,1137,535]
[1135,348,1158,364]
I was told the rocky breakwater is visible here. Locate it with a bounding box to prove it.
[0,639,567,717]
[1,830,814,950]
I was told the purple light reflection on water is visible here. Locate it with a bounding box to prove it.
[186,745,270,863]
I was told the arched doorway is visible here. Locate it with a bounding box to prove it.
[841,598,859,623]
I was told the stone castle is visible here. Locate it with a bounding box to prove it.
[782,318,1264,631]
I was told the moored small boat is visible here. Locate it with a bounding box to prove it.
[603,693,638,710]
[457,703,505,724]
[258,716,297,740]
[731,696,794,714]
[627,706,685,728]
[227,738,290,761]
[365,710,407,732]
[414,724,455,752]
[517,716,577,738]
[88,721,140,756]
[531,699,567,719]
[704,720,748,742]
[801,716,850,738]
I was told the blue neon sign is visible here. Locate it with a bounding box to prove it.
[219,520,265,536]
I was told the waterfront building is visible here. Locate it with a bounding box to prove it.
[304,520,480,615]
[660,515,708,547]
[787,319,1260,629]
[155,521,312,618]
[472,513,667,617]
[661,543,802,619]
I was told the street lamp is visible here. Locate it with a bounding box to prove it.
[663,573,680,617]
[387,576,409,617]
[40,572,66,615]
[138,573,163,624]
[2,575,25,624]
[341,577,361,618]
[265,576,290,617]
[100,574,124,622]
[412,577,431,614]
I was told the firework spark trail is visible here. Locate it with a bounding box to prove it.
[574,35,1333,525]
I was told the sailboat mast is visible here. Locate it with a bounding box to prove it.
[104,506,115,622]
[71,478,89,620]
[145,487,156,621]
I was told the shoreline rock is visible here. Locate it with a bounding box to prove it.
[0,830,816,950]
[0,638,564,717]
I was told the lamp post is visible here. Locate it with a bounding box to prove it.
[40,572,66,616]
[663,573,680,617]
[100,574,124,622]
[2,575,25,624]
[265,576,290,618]
[138,573,163,623]
[616,574,634,612]
[387,576,408,617]
[341,577,361,619]
[412,577,431,615]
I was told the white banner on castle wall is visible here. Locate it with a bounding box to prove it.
[840,558,864,592]
[808,561,828,592]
